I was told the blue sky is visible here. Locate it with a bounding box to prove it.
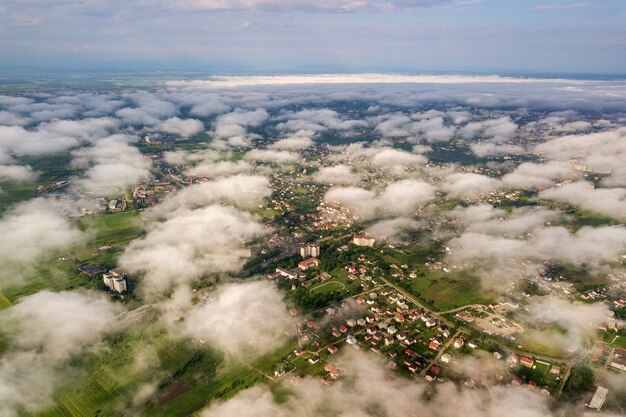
[0,0,625,74]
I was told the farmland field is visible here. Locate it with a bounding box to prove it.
[2,211,144,302]
[0,292,12,309]
[77,211,144,248]
[390,269,493,312]
[0,182,38,214]
[2,261,90,301]
[382,246,494,311]
[45,332,293,417]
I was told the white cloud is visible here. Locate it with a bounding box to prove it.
[149,174,271,217]
[119,204,267,299]
[324,179,436,220]
[268,130,315,150]
[448,223,626,288]
[276,108,365,132]
[183,281,292,358]
[0,164,37,183]
[460,117,518,142]
[244,149,300,163]
[378,179,437,217]
[184,160,252,177]
[313,165,360,185]
[441,172,500,198]
[115,92,177,126]
[534,128,626,187]
[70,135,152,196]
[0,291,120,414]
[158,117,204,137]
[370,148,427,169]
[375,113,455,142]
[212,108,269,147]
[366,217,420,241]
[539,182,626,221]
[0,199,86,287]
[523,296,614,352]
[166,74,589,90]
[163,148,222,166]
[502,161,580,189]
[200,352,558,417]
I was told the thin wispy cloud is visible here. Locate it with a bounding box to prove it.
[177,0,464,12]
[532,2,597,11]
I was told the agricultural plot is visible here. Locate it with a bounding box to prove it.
[77,211,144,248]
[394,269,493,312]
[0,292,12,310]
[38,325,166,417]
[38,326,230,417]
[3,261,89,301]
[0,182,38,214]
[2,211,144,302]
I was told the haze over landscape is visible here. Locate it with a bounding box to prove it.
[1,1,626,417]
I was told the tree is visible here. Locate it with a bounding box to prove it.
[564,366,594,396]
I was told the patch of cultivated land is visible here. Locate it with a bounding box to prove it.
[3,211,144,302]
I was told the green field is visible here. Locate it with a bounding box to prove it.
[516,335,568,358]
[38,322,194,417]
[0,292,12,309]
[251,207,280,219]
[142,340,296,417]
[310,280,346,295]
[0,152,80,213]
[0,182,38,214]
[38,320,297,417]
[603,333,626,349]
[383,248,492,311]
[391,269,493,312]
[2,211,144,302]
[383,244,441,266]
[2,261,90,301]
[77,211,144,248]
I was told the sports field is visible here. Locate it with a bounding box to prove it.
[310,280,346,295]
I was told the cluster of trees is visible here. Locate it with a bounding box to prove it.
[564,366,595,397]
[318,242,378,272]
[242,247,282,274]
[289,287,343,312]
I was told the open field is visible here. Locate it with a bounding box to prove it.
[0,292,12,310]
[382,247,494,311]
[310,280,345,295]
[0,152,80,214]
[0,182,38,214]
[38,322,171,417]
[77,211,144,248]
[411,272,493,311]
[516,337,568,358]
[38,322,249,417]
[142,341,297,417]
[2,261,91,301]
[3,211,144,302]
[603,333,626,350]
